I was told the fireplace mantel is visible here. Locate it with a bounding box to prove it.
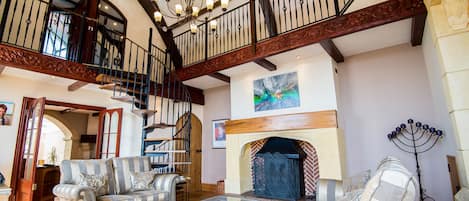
[226,110,338,134]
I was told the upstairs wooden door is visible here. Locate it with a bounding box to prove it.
[15,97,46,201]
[96,108,123,159]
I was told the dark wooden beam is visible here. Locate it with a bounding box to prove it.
[176,0,427,80]
[320,39,344,63]
[137,0,183,68]
[68,81,89,91]
[168,1,222,30]
[209,72,230,83]
[254,58,277,71]
[411,13,427,46]
[0,43,206,105]
[258,0,278,37]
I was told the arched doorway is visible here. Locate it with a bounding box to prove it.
[177,113,203,192]
[38,115,73,165]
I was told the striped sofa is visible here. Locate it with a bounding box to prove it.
[53,156,184,201]
[316,156,418,201]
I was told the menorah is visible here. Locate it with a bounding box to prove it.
[387,119,443,201]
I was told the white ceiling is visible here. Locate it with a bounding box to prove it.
[183,19,412,89]
[183,75,229,90]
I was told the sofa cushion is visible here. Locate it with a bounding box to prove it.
[359,157,417,201]
[112,156,152,194]
[130,171,157,192]
[97,191,169,201]
[60,159,116,195]
[79,173,109,196]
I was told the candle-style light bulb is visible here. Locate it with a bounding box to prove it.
[221,0,229,11]
[206,0,214,11]
[154,11,163,22]
[192,6,200,17]
[175,4,183,16]
[210,20,217,31]
[190,23,198,34]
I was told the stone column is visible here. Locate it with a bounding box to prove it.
[424,0,469,198]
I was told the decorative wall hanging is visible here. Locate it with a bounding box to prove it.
[387,119,443,201]
[212,119,228,149]
[0,101,14,126]
[253,72,300,112]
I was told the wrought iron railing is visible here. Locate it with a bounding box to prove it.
[174,0,354,66]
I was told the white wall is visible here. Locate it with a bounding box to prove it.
[338,44,457,201]
[230,53,338,120]
[202,86,230,184]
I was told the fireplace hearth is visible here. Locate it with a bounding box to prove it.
[253,137,306,201]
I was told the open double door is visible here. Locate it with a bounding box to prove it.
[11,97,122,201]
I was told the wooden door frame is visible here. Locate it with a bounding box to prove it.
[95,108,123,159]
[9,98,106,201]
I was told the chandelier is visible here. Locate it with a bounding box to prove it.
[152,0,229,34]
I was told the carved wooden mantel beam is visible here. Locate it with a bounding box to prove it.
[176,0,427,81]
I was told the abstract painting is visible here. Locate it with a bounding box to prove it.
[253,72,300,112]
[212,119,228,148]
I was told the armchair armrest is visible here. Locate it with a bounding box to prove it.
[316,179,344,201]
[153,174,181,201]
[53,184,96,201]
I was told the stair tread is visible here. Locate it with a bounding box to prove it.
[144,123,176,129]
[144,137,173,141]
[132,109,157,116]
[111,95,145,105]
[100,83,142,94]
[96,74,145,85]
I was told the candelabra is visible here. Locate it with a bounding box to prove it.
[387,119,443,201]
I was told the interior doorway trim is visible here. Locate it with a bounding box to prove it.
[9,97,106,201]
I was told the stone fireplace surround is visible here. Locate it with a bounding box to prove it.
[224,110,347,195]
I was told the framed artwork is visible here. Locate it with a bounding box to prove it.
[212,119,228,149]
[0,101,14,126]
[253,72,300,112]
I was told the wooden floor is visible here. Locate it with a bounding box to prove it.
[187,191,220,201]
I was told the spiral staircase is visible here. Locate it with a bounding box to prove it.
[92,29,193,174]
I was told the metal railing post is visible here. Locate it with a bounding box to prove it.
[334,0,340,16]
[0,0,13,40]
[204,17,209,61]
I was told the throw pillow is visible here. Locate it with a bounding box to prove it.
[130,171,157,192]
[79,173,109,196]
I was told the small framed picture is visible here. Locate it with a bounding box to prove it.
[212,119,228,149]
[0,101,14,126]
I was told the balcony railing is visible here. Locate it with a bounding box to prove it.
[174,0,353,66]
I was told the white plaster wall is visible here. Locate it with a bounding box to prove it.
[202,86,230,184]
[338,44,457,201]
[230,53,338,120]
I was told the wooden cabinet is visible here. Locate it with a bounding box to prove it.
[33,166,60,201]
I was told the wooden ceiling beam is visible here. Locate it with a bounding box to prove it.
[68,81,89,91]
[137,0,183,68]
[411,13,427,46]
[254,58,277,71]
[168,1,222,30]
[320,39,344,63]
[176,0,427,81]
[258,0,278,37]
[209,72,230,83]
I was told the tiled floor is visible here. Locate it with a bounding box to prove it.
[188,191,221,201]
